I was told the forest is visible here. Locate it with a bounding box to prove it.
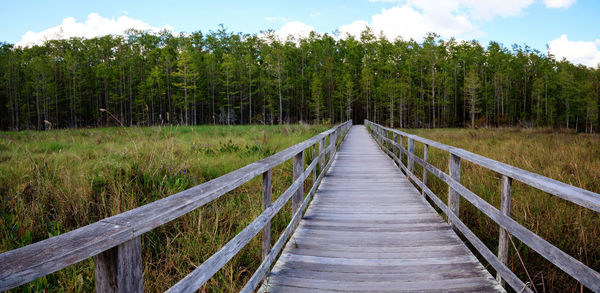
[1,26,599,132]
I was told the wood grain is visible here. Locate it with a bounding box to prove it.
[260,126,504,293]
[367,121,600,213]
[367,120,600,292]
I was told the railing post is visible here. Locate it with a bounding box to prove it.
[422,144,428,196]
[319,137,326,173]
[448,153,461,227]
[408,138,415,173]
[312,144,317,184]
[497,175,512,287]
[329,132,335,156]
[392,133,398,160]
[94,237,143,293]
[398,135,403,166]
[292,151,304,216]
[261,170,272,261]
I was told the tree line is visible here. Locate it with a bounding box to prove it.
[1,26,599,132]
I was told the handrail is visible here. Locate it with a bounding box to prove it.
[0,120,353,292]
[365,120,600,293]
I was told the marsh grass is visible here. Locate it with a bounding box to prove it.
[0,124,328,292]
[397,127,600,292]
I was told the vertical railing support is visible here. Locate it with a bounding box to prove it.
[408,138,415,173]
[312,144,317,184]
[398,135,403,167]
[392,133,398,160]
[422,144,429,196]
[319,137,326,174]
[497,175,512,287]
[261,169,272,261]
[448,153,461,227]
[94,237,143,293]
[292,151,304,216]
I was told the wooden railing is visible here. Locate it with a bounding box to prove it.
[0,120,353,292]
[365,120,600,293]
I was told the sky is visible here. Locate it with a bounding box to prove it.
[1,0,599,67]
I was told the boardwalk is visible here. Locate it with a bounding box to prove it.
[3,121,597,292]
[261,126,504,292]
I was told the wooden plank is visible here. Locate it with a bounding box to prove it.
[262,170,272,261]
[408,138,415,172]
[398,161,532,293]
[168,152,322,292]
[262,125,504,293]
[368,121,600,213]
[393,137,600,292]
[497,175,512,286]
[262,275,499,292]
[0,221,132,291]
[241,137,339,293]
[422,144,428,196]
[448,153,461,227]
[94,236,143,293]
[292,151,304,216]
[312,144,317,184]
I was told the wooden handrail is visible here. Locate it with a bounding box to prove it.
[365,120,600,293]
[366,121,600,213]
[0,120,353,292]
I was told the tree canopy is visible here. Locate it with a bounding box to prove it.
[1,28,599,132]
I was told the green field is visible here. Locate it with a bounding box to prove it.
[0,124,328,291]
[399,127,600,292]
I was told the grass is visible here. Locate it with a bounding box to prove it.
[392,127,600,292]
[0,124,329,292]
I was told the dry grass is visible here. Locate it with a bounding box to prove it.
[397,127,600,292]
[0,124,328,292]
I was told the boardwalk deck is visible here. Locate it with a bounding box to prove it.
[261,126,505,292]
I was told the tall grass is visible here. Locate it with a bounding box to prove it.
[0,124,328,292]
[398,127,600,292]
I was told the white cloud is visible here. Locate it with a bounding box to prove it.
[337,5,478,41]
[309,12,321,18]
[273,21,316,41]
[340,0,577,41]
[338,20,370,39]
[16,13,173,47]
[548,34,600,67]
[543,0,576,8]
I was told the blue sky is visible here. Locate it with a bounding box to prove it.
[1,0,599,66]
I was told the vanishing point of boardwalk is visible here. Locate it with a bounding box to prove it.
[261,126,504,292]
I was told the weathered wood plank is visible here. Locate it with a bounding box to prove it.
[262,170,272,261]
[168,151,321,292]
[94,236,143,293]
[408,138,415,172]
[497,175,512,286]
[0,221,132,291]
[262,125,504,293]
[422,144,428,196]
[370,121,599,292]
[367,121,600,213]
[448,153,461,227]
[292,151,304,216]
[241,138,338,293]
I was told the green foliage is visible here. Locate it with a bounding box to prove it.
[1,29,599,132]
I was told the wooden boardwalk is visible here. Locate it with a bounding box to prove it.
[3,121,597,292]
[261,126,504,292]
